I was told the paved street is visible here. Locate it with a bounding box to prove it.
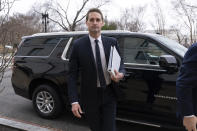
[0,69,178,131]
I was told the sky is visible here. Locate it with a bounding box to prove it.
[12,0,171,18]
[10,0,196,30]
[12,0,170,13]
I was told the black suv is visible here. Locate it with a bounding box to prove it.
[11,30,187,129]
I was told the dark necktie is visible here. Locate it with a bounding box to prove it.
[95,39,106,88]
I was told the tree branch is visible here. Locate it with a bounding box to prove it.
[71,0,89,30]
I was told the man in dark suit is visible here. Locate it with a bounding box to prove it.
[67,8,125,131]
[176,43,197,131]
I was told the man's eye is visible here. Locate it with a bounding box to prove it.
[90,19,94,22]
[89,18,101,22]
[96,19,101,22]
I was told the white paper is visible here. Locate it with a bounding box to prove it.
[107,46,121,76]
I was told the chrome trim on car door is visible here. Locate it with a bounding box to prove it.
[124,63,167,72]
[116,117,161,128]
[61,37,73,61]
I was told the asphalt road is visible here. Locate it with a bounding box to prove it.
[0,69,178,131]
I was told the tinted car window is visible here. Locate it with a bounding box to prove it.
[51,38,69,59]
[120,37,169,65]
[16,38,61,56]
[23,38,60,46]
[152,35,187,57]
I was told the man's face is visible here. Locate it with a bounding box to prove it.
[86,12,104,33]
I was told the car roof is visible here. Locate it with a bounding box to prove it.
[22,30,160,39]
[20,30,187,58]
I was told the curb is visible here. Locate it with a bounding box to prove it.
[0,115,62,131]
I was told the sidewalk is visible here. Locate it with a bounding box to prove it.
[0,115,62,131]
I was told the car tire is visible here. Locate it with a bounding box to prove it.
[32,84,63,119]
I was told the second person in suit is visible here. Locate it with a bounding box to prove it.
[176,43,197,131]
[67,8,125,131]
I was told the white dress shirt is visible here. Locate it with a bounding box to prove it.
[89,35,111,87]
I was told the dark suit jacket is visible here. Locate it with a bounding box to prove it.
[176,43,197,119]
[67,35,125,111]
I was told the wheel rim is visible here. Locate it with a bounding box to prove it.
[36,91,54,114]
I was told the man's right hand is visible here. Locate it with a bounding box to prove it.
[71,103,83,118]
[183,116,197,131]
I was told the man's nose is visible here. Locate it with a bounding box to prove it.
[93,20,97,24]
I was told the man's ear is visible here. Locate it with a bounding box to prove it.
[102,22,105,27]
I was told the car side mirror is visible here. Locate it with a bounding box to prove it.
[159,55,178,74]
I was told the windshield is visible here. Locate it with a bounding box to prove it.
[151,34,187,58]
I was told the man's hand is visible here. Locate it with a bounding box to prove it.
[111,70,124,83]
[183,116,197,131]
[71,103,83,118]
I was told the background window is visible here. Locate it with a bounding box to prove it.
[16,38,61,56]
[23,38,60,46]
[119,37,169,65]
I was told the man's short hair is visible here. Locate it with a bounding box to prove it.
[86,8,104,21]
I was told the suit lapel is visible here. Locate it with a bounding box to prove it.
[84,35,111,69]
[84,36,97,70]
[101,36,110,66]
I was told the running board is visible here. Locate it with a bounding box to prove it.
[116,117,161,128]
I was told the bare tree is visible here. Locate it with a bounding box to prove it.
[0,0,16,89]
[34,0,110,31]
[1,12,43,46]
[172,0,197,45]
[151,0,167,36]
[184,3,197,9]
[117,6,146,32]
[170,25,187,46]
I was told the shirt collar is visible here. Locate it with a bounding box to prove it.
[89,34,102,44]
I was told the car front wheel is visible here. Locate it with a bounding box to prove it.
[32,84,62,119]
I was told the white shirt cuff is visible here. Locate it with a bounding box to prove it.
[184,115,195,118]
[71,102,79,105]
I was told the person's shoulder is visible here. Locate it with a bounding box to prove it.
[187,42,197,53]
[183,42,197,61]
[74,35,89,43]
[102,35,117,43]
[73,35,89,47]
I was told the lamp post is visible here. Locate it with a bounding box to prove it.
[42,12,49,32]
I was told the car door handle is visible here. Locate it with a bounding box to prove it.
[125,73,130,77]
[15,60,26,63]
[121,72,134,82]
[125,71,136,78]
